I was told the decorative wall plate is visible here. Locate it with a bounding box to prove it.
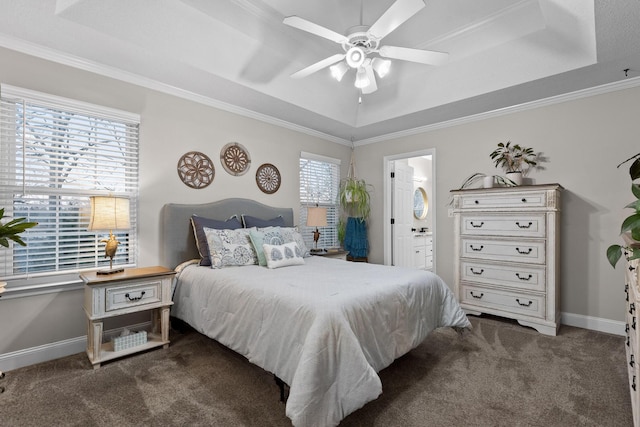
[177,151,214,189]
[220,142,251,176]
[256,163,281,194]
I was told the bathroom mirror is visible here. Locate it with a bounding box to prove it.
[413,187,428,220]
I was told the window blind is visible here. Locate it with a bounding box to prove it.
[0,85,139,284]
[299,152,341,249]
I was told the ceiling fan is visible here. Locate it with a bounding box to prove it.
[283,0,448,95]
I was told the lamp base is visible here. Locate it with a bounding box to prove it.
[310,248,325,254]
[96,267,124,275]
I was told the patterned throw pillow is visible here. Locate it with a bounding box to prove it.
[263,241,305,269]
[258,226,310,258]
[191,215,243,266]
[204,227,258,268]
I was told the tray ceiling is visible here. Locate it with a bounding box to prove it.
[0,0,639,144]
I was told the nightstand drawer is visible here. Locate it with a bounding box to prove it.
[105,281,162,312]
[461,284,545,318]
[461,214,546,237]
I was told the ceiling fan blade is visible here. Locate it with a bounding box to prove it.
[283,16,349,44]
[361,63,378,94]
[367,0,426,40]
[291,53,346,79]
[379,45,449,66]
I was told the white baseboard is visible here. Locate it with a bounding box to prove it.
[561,312,625,336]
[0,315,625,373]
[0,321,152,373]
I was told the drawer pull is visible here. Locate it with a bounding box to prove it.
[470,268,484,275]
[630,265,636,272]
[634,375,637,391]
[627,323,630,334]
[125,291,146,302]
[631,354,635,368]
[631,303,636,315]
[470,221,484,228]
[628,336,631,347]
[470,245,484,252]
[521,198,527,203]
[470,291,484,299]
[474,200,479,204]
[515,221,533,229]
[515,298,533,307]
[515,247,532,255]
[515,273,532,281]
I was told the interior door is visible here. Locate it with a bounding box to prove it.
[392,161,414,267]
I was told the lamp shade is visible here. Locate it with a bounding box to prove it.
[306,207,327,227]
[88,196,130,231]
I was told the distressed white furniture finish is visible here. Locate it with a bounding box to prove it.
[624,236,640,426]
[81,266,175,368]
[451,184,562,335]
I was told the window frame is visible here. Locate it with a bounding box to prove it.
[0,85,140,294]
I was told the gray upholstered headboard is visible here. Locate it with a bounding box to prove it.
[160,198,294,269]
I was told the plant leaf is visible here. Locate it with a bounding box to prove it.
[631,158,640,181]
[632,183,640,200]
[607,244,623,268]
[621,213,640,234]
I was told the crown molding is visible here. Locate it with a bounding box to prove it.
[355,75,640,146]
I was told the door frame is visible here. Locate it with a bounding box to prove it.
[383,148,437,272]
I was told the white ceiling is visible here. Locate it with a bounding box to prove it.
[1,0,639,144]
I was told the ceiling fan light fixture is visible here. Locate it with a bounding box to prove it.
[329,61,349,81]
[354,67,370,89]
[346,46,366,68]
[372,58,391,78]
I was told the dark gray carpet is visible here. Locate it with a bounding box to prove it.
[0,315,632,426]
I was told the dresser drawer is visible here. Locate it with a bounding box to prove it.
[459,191,548,210]
[105,281,162,312]
[461,214,546,238]
[461,260,545,292]
[461,238,545,264]
[461,284,545,318]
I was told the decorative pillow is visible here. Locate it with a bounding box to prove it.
[204,227,257,268]
[249,228,268,266]
[191,215,243,266]
[242,214,286,228]
[263,241,305,269]
[258,226,311,258]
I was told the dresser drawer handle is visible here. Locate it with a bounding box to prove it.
[628,336,631,347]
[474,200,479,204]
[630,265,636,272]
[521,198,527,203]
[125,291,146,302]
[633,375,637,391]
[515,273,532,281]
[470,268,484,275]
[631,303,636,315]
[515,221,533,229]
[515,298,533,307]
[515,247,532,255]
[470,221,484,228]
[627,323,630,334]
[470,245,484,252]
[631,354,635,368]
[470,291,484,299]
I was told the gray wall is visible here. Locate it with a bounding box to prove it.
[356,86,639,323]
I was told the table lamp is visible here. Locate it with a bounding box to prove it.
[88,196,130,274]
[306,206,327,253]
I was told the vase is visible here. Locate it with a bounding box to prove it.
[506,171,523,185]
[483,175,494,188]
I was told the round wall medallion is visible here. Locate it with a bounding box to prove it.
[256,163,281,194]
[220,142,251,176]
[177,151,214,189]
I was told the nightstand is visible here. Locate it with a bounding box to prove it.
[312,250,348,260]
[81,266,175,369]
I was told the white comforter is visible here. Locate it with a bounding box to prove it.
[172,256,470,427]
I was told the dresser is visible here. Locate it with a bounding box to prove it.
[624,235,640,426]
[451,184,562,336]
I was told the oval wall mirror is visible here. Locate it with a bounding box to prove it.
[413,187,428,220]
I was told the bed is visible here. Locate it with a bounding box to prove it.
[161,198,471,427]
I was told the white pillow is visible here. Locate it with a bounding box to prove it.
[263,241,305,269]
[204,227,257,268]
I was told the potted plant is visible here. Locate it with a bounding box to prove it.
[489,141,537,185]
[338,176,372,259]
[0,208,38,248]
[607,153,640,268]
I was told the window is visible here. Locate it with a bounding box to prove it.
[0,85,139,288]
[299,152,340,249]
